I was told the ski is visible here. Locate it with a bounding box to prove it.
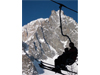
[42,61,54,66]
[39,62,66,75]
[39,61,77,74]
[61,68,77,74]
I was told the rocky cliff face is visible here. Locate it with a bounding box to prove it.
[22,10,78,75]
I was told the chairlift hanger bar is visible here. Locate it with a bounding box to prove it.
[59,8,72,43]
[51,0,78,13]
[51,0,74,43]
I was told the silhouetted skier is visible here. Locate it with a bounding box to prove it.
[54,42,78,73]
[66,42,78,65]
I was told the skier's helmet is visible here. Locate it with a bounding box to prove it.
[64,48,68,52]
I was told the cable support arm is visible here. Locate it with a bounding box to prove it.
[59,5,72,43]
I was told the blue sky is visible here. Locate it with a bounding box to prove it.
[22,0,78,26]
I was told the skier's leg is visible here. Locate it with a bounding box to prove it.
[54,59,62,73]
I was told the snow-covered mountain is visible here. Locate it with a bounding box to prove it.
[22,10,78,75]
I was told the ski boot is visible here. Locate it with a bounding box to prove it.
[53,65,62,73]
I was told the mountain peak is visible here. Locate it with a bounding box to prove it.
[51,10,64,16]
[22,9,78,75]
[56,10,64,14]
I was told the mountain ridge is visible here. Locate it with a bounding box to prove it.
[22,10,78,75]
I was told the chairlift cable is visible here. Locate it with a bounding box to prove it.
[51,0,78,13]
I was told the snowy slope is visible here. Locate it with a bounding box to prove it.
[32,54,77,75]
